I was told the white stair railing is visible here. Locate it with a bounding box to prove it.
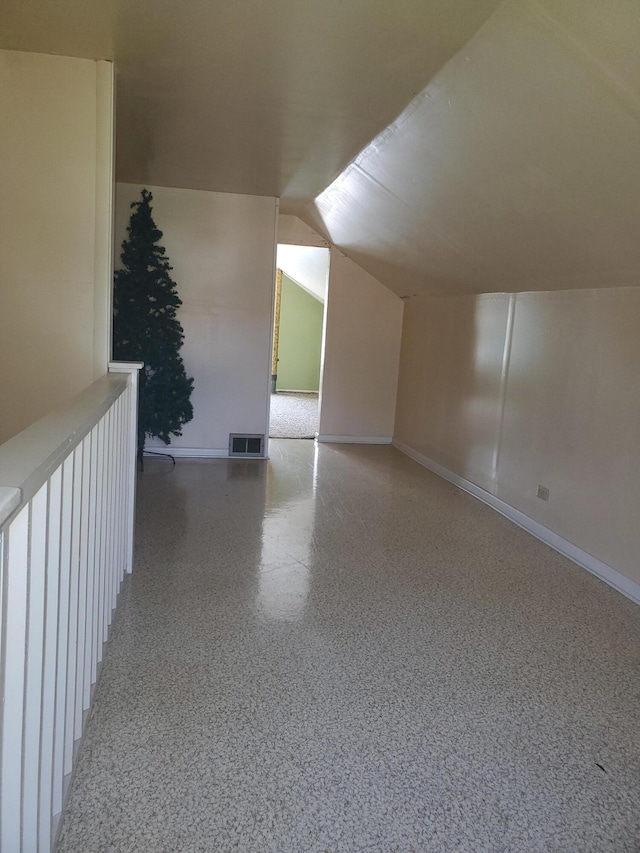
[0,362,141,853]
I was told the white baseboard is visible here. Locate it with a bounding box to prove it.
[392,439,640,606]
[274,389,319,395]
[144,446,229,459]
[316,435,393,445]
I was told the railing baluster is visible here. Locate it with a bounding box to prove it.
[39,466,62,853]
[74,437,90,743]
[123,381,133,572]
[86,426,99,697]
[64,445,82,777]
[104,407,114,636]
[96,414,107,661]
[23,485,48,851]
[113,398,121,591]
[52,454,73,816]
[0,506,29,852]
[111,402,120,607]
[0,364,141,852]
[118,394,127,584]
[110,403,119,612]
[116,396,125,585]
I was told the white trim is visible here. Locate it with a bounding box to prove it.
[392,439,640,606]
[93,60,115,377]
[108,361,144,372]
[0,374,130,525]
[144,446,268,460]
[0,487,21,527]
[108,362,142,573]
[264,200,281,466]
[144,446,230,459]
[316,435,392,445]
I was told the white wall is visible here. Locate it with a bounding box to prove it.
[278,216,404,443]
[318,250,403,442]
[0,50,115,444]
[115,184,278,455]
[394,287,640,590]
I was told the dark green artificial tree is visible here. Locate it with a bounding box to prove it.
[113,189,194,461]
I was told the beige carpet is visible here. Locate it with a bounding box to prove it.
[269,391,319,438]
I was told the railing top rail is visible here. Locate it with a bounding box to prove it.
[0,486,21,525]
[0,372,131,528]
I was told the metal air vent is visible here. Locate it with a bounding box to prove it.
[229,434,265,457]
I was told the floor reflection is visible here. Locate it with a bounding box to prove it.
[257,444,317,621]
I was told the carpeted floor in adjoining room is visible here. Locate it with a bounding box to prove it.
[56,441,640,852]
[269,391,318,438]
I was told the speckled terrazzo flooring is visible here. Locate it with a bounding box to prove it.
[57,441,640,852]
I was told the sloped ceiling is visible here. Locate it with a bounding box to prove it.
[276,246,329,303]
[0,0,502,211]
[3,0,640,296]
[306,0,640,295]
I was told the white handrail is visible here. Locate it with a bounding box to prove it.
[0,362,141,853]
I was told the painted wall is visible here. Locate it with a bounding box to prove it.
[394,293,509,493]
[276,275,323,392]
[394,287,640,587]
[0,50,114,445]
[278,215,404,442]
[318,250,403,442]
[115,184,278,455]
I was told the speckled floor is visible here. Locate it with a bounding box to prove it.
[57,441,640,852]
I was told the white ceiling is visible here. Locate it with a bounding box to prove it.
[0,0,502,213]
[3,0,640,297]
[276,246,329,303]
[306,0,640,296]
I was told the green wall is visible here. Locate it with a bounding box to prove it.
[276,274,324,391]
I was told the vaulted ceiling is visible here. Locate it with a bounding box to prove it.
[3,0,640,297]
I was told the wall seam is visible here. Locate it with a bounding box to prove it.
[492,292,516,493]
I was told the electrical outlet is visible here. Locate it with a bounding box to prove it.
[536,484,550,501]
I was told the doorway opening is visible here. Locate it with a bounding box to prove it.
[269,244,330,439]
